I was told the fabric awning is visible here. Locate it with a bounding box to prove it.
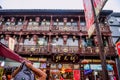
[0,43,24,62]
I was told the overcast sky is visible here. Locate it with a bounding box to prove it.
[0,0,120,12]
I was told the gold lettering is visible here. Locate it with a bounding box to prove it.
[64,56,68,60]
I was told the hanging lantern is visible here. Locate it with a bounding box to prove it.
[13,35,16,38]
[56,19,59,22]
[56,35,59,41]
[1,35,4,38]
[81,59,89,64]
[108,60,115,64]
[43,35,46,39]
[73,36,76,42]
[36,17,40,22]
[26,35,29,39]
[33,35,38,41]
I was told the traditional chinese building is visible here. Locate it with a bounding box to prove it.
[0,9,118,80]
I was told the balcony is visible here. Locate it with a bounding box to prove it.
[16,45,48,54]
[2,25,23,31]
[52,26,79,32]
[0,23,110,33]
[26,26,50,31]
[52,45,79,53]
[15,44,115,56]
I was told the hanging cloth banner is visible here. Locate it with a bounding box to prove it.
[83,0,95,37]
[0,43,24,62]
[93,0,108,16]
[8,37,15,51]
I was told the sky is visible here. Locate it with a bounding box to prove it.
[0,0,120,12]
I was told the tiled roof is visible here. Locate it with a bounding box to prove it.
[0,9,113,16]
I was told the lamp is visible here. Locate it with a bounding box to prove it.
[81,56,89,64]
[81,59,89,64]
[108,57,115,64]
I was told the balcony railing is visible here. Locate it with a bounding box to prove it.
[2,25,23,31]
[16,45,48,54]
[15,44,115,55]
[0,23,110,32]
[52,45,79,53]
[52,26,79,31]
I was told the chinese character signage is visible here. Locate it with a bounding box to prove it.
[83,0,95,37]
[52,54,79,63]
[93,0,108,16]
[116,41,120,57]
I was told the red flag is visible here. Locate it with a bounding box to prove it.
[93,0,108,16]
[83,0,95,37]
[116,41,120,57]
[60,76,64,80]
[0,43,24,62]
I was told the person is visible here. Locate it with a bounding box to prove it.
[12,61,47,80]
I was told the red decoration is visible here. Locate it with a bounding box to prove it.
[73,70,80,80]
[116,41,120,57]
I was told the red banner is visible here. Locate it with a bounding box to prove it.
[0,43,24,62]
[116,42,120,57]
[73,70,80,80]
[83,0,95,37]
[93,0,107,16]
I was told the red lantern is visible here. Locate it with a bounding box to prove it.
[116,41,120,57]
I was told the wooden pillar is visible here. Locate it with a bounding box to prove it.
[50,16,53,30]
[78,16,80,31]
[63,35,68,45]
[48,33,52,53]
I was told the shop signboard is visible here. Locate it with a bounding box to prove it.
[52,54,79,63]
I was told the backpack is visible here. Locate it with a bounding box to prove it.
[14,62,35,80]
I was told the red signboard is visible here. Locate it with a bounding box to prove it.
[73,70,80,80]
[93,0,107,16]
[116,42,120,57]
[83,0,95,37]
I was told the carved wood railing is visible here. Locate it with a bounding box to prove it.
[15,44,115,55]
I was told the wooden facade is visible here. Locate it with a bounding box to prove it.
[0,9,118,80]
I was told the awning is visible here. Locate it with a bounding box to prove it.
[0,43,24,62]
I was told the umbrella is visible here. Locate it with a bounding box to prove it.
[0,43,24,62]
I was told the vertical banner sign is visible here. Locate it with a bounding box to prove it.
[116,42,120,58]
[73,70,80,80]
[8,37,15,51]
[93,0,108,16]
[83,0,95,37]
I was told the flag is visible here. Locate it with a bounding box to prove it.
[8,37,15,51]
[0,43,24,62]
[93,0,108,16]
[116,41,120,58]
[60,76,64,80]
[83,0,95,37]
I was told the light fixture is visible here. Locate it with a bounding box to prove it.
[81,58,89,64]
[56,19,59,22]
